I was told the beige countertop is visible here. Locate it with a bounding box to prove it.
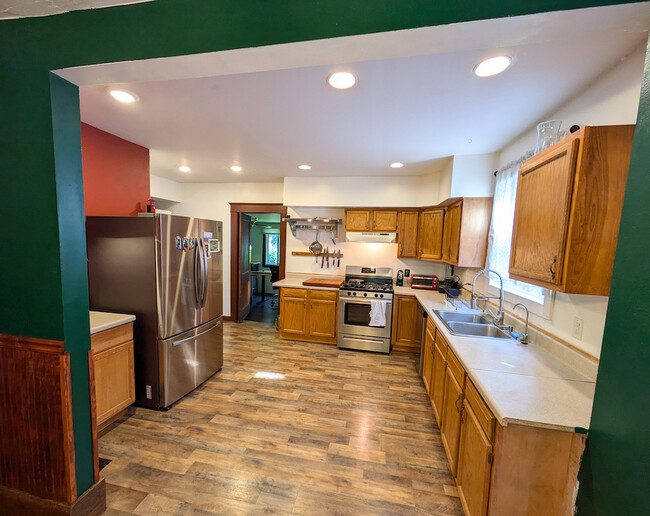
[89,311,136,334]
[414,291,595,433]
[273,274,344,291]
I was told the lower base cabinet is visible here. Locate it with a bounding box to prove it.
[279,287,338,344]
[91,322,135,429]
[425,313,586,516]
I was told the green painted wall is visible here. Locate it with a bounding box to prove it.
[0,0,647,506]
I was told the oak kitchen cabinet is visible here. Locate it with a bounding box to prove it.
[439,197,493,267]
[421,317,436,394]
[417,208,445,260]
[509,125,634,295]
[426,313,587,516]
[391,295,420,352]
[279,287,338,344]
[430,326,448,425]
[397,210,419,258]
[344,209,398,232]
[91,321,135,430]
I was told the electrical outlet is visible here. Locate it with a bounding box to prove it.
[572,317,584,340]
[146,385,152,399]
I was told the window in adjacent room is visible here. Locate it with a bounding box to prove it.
[263,233,279,267]
[487,153,546,306]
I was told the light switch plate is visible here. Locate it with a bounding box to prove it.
[572,317,584,340]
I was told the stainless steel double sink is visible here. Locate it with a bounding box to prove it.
[434,310,512,339]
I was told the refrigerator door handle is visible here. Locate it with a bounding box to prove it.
[193,242,202,307]
[201,238,208,307]
[172,318,222,346]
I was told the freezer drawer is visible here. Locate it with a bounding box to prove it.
[160,317,223,407]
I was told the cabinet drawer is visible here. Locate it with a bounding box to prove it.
[281,287,308,298]
[91,322,133,354]
[447,349,466,388]
[310,289,338,301]
[434,326,449,355]
[465,379,495,442]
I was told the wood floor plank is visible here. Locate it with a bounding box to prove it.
[99,320,462,515]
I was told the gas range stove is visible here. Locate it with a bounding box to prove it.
[339,266,394,300]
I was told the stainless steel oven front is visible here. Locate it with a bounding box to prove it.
[337,293,393,353]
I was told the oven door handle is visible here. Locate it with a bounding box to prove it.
[343,336,384,344]
[342,299,392,306]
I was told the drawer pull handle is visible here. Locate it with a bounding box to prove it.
[550,256,557,280]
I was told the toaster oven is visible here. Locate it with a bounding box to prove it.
[410,275,439,290]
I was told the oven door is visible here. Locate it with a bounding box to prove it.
[338,296,393,339]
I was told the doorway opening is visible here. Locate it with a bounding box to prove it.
[230,203,287,323]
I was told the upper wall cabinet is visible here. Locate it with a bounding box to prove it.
[417,199,492,267]
[397,210,419,258]
[345,209,398,232]
[509,125,634,295]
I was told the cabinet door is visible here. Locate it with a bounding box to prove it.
[441,366,464,477]
[397,211,419,258]
[422,325,435,394]
[431,340,446,426]
[510,139,579,286]
[94,340,135,425]
[442,203,462,264]
[280,295,307,336]
[345,210,372,231]
[308,297,337,340]
[391,295,419,351]
[372,210,398,231]
[457,400,493,516]
[418,209,444,260]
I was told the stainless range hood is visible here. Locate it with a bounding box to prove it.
[345,232,397,243]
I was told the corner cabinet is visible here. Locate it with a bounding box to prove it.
[417,199,492,267]
[509,125,634,295]
[279,287,338,344]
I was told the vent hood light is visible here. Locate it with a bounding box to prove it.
[474,56,512,77]
[178,165,191,173]
[327,72,356,90]
[106,88,139,103]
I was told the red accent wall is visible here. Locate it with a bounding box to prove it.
[81,123,150,216]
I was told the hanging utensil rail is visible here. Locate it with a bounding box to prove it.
[283,217,342,237]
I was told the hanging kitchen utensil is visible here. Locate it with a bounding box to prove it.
[330,229,336,245]
[309,230,322,257]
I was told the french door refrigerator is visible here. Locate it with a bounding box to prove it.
[86,214,223,409]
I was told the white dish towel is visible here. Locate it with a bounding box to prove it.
[369,300,387,327]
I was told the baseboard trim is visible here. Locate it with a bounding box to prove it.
[0,479,106,516]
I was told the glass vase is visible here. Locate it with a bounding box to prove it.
[535,120,562,153]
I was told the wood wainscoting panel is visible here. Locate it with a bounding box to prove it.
[0,334,77,504]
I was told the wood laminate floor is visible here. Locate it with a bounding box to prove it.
[100,321,463,515]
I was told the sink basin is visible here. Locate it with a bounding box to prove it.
[445,321,512,339]
[435,310,493,325]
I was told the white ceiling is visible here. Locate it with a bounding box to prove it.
[55,4,650,183]
[0,0,153,19]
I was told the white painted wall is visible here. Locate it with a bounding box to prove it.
[150,174,184,202]
[450,154,498,198]
[286,207,448,279]
[490,42,646,358]
[168,181,284,317]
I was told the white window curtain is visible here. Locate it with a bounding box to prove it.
[486,151,545,304]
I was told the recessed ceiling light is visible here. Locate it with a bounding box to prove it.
[298,164,312,170]
[106,88,139,103]
[327,71,356,90]
[474,56,512,77]
[230,165,242,172]
[390,162,404,169]
[178,165,191,173]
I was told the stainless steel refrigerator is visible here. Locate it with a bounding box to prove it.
[86,214,223,409]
